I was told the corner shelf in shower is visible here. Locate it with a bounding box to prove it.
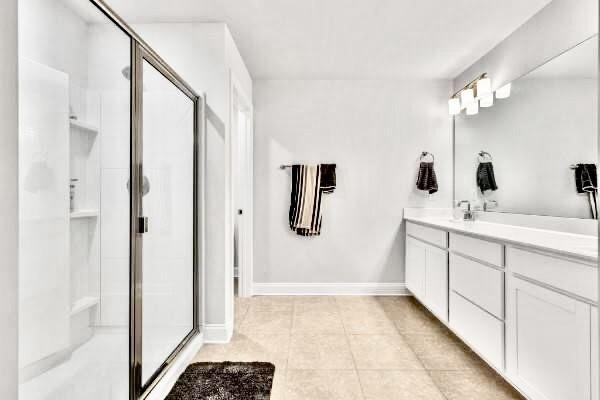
[70,209,99,219]
[70,296,99,316]
[69,119,99,134]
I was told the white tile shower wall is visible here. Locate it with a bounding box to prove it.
[88,24,132,327]
[253,79,453,286]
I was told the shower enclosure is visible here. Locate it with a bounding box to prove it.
[18,0,203,399]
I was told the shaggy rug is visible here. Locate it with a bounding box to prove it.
[165,362,276,400]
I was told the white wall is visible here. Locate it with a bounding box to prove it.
[455,78,597,219]
[453,0,598,91]
[253,80,452,289]
[0,0,18,396]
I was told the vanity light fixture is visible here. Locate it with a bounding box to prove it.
[480,94,494,108]
[448,97,461,115]
[448,72,490,116]
[476,77,492,97]
[460,88,475,107]
[466,101,479,115]
[496,83,511,99]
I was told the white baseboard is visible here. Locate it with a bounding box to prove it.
[146,333,204,400]
[203,323,233,343]
[252,282,409,296]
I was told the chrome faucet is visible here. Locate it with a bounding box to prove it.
[456,200,474,221]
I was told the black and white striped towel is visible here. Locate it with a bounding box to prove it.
[288,164,336,236]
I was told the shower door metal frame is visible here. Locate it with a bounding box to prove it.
[83,1,203,399]
[130,43,202,400]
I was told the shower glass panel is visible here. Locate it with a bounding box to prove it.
[18,0,131,398]
[140,59,196,385]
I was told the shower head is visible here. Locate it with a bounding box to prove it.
[121,66,131,81]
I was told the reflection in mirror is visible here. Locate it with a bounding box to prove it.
[454,35,598,219]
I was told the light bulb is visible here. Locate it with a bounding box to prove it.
[476,77,492,97]
[460,88,475,107]
[496,83,511,99]
[448,97,461,115]
[480,94,493,108]
[466,100,479,115]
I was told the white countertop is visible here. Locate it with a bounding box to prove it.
[405,215,598,263]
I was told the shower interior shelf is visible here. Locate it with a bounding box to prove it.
[70,209,99,219]
[70,119,99,134]
[70,296,100,316]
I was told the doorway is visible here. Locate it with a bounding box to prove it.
[232,79,254,298]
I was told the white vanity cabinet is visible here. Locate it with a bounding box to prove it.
[505,247,597,400]
[405,222,449,322]
[449,233,505,370]
[404,217,598,400]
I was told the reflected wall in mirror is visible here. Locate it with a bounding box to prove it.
[455,35,598,219]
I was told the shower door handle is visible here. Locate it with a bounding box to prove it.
[138,216,149,233]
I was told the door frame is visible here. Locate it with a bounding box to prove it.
[230,73,254,298]
[130,43,202,399]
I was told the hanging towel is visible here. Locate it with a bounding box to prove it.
[574,164,598,219]
[416,162,438,194]
[477,162,498,193]
[320,164,337,193]
[288,164,336,236]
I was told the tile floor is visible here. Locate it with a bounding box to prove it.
[193,296,525,400]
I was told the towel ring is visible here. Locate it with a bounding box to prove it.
[478,150,493,162]
[420,151,434,162]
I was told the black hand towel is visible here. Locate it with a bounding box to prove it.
[575,164,597,193]
[416,162,438,194]
[477,162,498,193]
[320,164,336,194]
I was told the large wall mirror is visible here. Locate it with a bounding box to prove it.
[454,35,598,219]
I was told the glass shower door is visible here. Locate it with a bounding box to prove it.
[133,48,199,392]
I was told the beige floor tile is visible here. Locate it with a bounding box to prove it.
[430,370,526,400]
[269,367,287,400]
[194,332,290,370]
[234,297,251,329]
[393,302,448,335]
[358,370,445,400]
[403,333,484,370]
[335,296,386,313]
[294,296,338,313]
[238,309,293,334]
[288,334,355,370]
[348,334,423,370]
[286,369,364,400]
[341,310,398,334]
[249,296,295,312]
[292,309,345,334]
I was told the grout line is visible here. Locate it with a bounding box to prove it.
[336,295,368,400]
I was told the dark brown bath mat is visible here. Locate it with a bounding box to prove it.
[165,362,276,400]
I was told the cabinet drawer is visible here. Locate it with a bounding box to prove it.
[506,247,597,302]
[406,222,447,248]
[450,253,504,319]
[450,291,504,371]
[450,233,503,267]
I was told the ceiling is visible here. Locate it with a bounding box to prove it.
[105,0,551,80]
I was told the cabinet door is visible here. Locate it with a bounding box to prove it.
[506,276,591,400]
[406,236,426,300]
[425,245,448,322]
